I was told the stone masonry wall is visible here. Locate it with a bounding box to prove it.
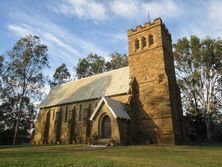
[32,94,130,144]
[128,18,183,144]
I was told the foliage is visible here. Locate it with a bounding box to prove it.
[75,53,105,79]
[0,35,49,145]
[75,52,128,79]
[0,96,36,130]
[0,55,4,74]
[105,52,128,71]
[48,63,71,88]
[0,128,31,145]
[173,36,222,140]
[0,55,6,95]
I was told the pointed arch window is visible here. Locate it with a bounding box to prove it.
[79,104,82,121]
[101,115,111,138]
[68,109,72,121]
[71,106,76,121]
[52,109,55,121]
[141,37,147,49]
[149,34,154,46]
[65,107,68,122]
[135,39,140,51]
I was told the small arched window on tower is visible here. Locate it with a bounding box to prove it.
[141,37,147,49]
[149,34,154,46]
[135,39,140,51]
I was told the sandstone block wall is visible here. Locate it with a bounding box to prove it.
[33,95,130,145]
[128,18,183,145]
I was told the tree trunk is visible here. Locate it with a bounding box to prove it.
[13,112,20,145]
[13,97,23,145]
[205,120,212,141]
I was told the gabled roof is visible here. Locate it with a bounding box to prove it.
[40,67,130,108]
[89,97,130,120]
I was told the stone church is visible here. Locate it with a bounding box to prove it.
[33,18,184,145]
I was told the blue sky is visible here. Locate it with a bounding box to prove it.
[0,0,222,78]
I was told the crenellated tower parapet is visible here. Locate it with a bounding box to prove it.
[128,18,172,57]
[128,18,171,37]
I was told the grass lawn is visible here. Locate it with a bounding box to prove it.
[0,144,222,167]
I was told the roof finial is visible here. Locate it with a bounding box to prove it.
[148,12,151,23]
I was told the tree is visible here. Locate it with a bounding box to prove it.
[173,36,222,141]
[105,52,128,71]
[87,54,105,75]
[75,52,128,79]
[0,55,4,74]
[75,58,90,79]
[75,53,105,79]
[0,35,49,145]
[49,63,71,88]
[0,96,37,144]
[0,55,6,94]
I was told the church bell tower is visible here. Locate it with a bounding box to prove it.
[128,18,183,144]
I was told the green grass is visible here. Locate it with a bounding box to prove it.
[0,144,222,167]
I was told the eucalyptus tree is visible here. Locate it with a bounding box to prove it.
[75,52,128,79]
[174,36,222,140]
[105,52,128,71]
[1,35,49,145]
[75,53,105,79]
[49,63,71,88]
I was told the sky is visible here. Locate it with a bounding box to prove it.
[0,0,222,78]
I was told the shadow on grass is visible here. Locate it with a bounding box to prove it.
[185,142,222,147]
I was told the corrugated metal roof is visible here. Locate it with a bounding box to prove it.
[89,96,130,120]
[40,67,130,108]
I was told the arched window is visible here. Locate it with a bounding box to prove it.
[70,106,76,144]
[52,109,55,121]
[141,37,147,49]
[101,115,111,138]
[68,109,72,121]
[55,110,62,143]
[65,107,68,122]
[135,39,140,51]
[72,106,76,120]
[79,104,82,121]
[149,34,154,46]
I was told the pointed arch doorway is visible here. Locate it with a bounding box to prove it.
[101,115,111,138]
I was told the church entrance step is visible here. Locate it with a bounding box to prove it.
[89,145,107,148]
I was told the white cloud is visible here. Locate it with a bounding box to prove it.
[142,0,183,19]
[110,0,139,18]
[207,0,222,36]
[51,0,107,22]
[52,0,182,22]
[7,23,80,62]
[7,24,33,37]
[43,32,80,58]
[177,0,222,39]
[7,10,110,78]
[109,33,127,41]
[208,0,222,19]
[100,32,127,41]
[110,0,183,20]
